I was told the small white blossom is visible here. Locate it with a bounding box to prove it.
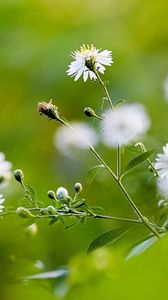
[155,144,168,178]
[0,194,5,213]
[56,187,69,200]
[157,177,168,200]
[67,44,113,82]
[54,122,98,157]
[163,76,168,101]
[0,152,12,188]
[101,103,150,147]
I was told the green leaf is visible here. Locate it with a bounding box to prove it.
[86,165,105,185]
[87,226,131,253]
[71,199,86,208]
[125,144,142,155]
[24,269,68,280]
[121,149,155,179]
[90,206,105,214]
[126,235,158,260]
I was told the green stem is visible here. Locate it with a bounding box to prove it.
[94,69,114,110]
[117,144,121,178]
[89,146,160,238]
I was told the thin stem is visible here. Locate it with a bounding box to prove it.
[89,146,160,238]
[94,69,114,110]
[117,144,121,178]
[147,158,159,177]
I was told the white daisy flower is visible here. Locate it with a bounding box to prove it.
[67,44,113,82]
[163,75,168,101]
[0,152,12,188]
[54,122,98,157]
[101,103,151,148]
[157,177,168,200]
[0,194,5,213]
[56,187,69,200]
[155,144,168,178]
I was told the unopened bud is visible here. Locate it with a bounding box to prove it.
[14,169,24,184]
[25,223,38,238]
[135,143,146,152]
[46,205,56,215]
[158,200,168,209]
[16,207,34,218]
[84,107,96,118]
[75,182,82,194]
[47,190,56,200]
[40,208,48,215]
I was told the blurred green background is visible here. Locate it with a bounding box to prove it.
[0,0,168,299]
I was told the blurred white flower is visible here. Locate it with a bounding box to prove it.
[157,177,168,199]
[54,122,98,157]
[0,194,5,213]
[101,103,150,147]
[56,187,69,200]
[0,152,12,188]
[67,44,113,82]
[163,76,168,101]
[155,144,168,178]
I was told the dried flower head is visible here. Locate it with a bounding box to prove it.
[67,44,113,82]
[37,100,63,123]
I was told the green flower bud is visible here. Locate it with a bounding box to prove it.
[75,182,83,194]
[25,223,38,238]
[158,200,168,209]
[135,143,146,152]
[40,208,48,215]
[14,169,24,184]
[46,205,56,215]
[47,190,56,200]
[84,107,96,118]
[16,207,34,218]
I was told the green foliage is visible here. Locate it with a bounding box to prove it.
[86,165,105,184]
[87,226,131,253]
[120,149,155,179]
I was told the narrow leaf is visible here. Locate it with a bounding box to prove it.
[126,235,158,260]
[86,164,105,185]
[125,144,142,155]
[121,149,155,178]
[87,226,131,253]
[24,269,68,280]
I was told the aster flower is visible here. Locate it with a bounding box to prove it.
[155,144,168,178]
[0,194,5,213]
[56,187,69,200]
[0,152,12,188]
[67,44,113,82]
[54,122,98,157]
[101,103,150,148]
[157,177,168,200]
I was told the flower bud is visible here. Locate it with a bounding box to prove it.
[16,207,34,218]
[84,107,96,118]
[56,187,69,200]
[75,182,82,194]
[40,208,48,215]
[25,223,38,238]
[158,199,168,209]
[14,169,24,184]
[46,205,56,215]
[135,142,146,152]
[47,190,56,200]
